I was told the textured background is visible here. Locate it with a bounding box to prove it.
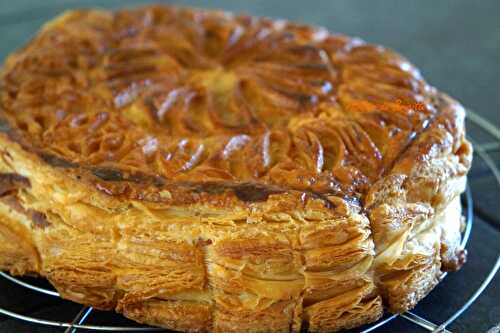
[0,1,498,332]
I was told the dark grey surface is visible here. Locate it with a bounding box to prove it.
[0,1,498,332]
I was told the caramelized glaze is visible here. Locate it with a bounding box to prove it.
[1,6,438,201]
[0,6,472,332]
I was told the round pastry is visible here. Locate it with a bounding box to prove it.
[0,5,472,333]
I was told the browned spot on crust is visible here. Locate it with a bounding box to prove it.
[40,153,77,169]
[0,193,26,214]
[30,211,51,229]
[0,173,30,196]
[0,117,10,133]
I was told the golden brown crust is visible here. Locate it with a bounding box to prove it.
[0,5,442,202]
[120,299,213,333]
[0,5,472,332]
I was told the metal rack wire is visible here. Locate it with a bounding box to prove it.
[0,109,498,333]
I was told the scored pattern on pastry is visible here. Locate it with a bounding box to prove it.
[0,6,472,333]
[1,6,436,196]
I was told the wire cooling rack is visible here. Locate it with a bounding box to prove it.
[0,109,498,333]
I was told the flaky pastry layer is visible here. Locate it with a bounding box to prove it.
[0,5,472,333]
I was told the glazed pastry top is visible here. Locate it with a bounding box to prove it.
[0,6,461,204]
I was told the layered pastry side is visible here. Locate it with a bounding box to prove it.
[0,6,472,333]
